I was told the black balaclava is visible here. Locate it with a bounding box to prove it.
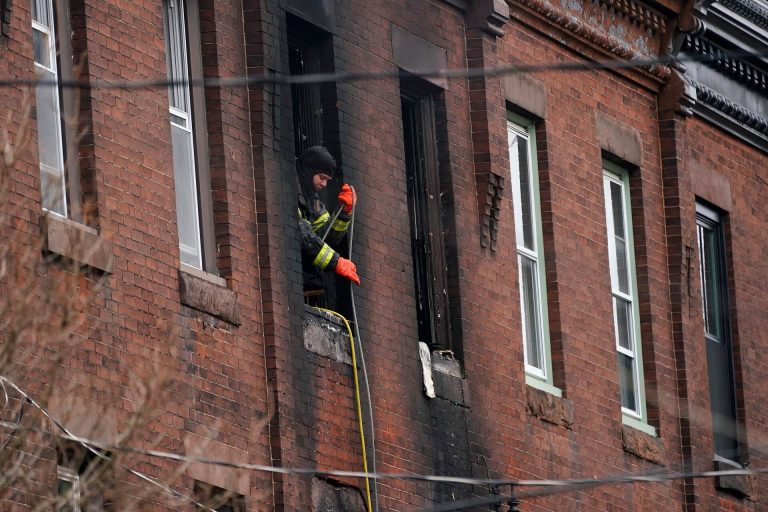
[297,146,337,215]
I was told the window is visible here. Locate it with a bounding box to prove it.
[602,163,652,431]
[31,0,76,217]
[697,202,741,462]
[57,441,108,511]
[507,116,554,390]
[194,481,245,512]
[400,78,451,349]
[163,0,216,272]
[287,15,346,311]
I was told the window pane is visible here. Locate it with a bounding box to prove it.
[171,124,202,268]
[520,255,543,372]
[618,352,637,412]
[165,0,190,114]
[509,130,535,251]
[32,0,50,26]
[35,72,66,216]
[610,181,624,239]
[699,225,723,339]
[517,137,535,250]
[33,29,50,66]
[614,296,633,351]
[615,236,629,294]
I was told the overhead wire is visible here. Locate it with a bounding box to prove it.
[0,50,767,90]
[0,376,217,512]
[1,378,767,498]
[346,192,380,512]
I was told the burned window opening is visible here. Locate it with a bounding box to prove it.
[287,14,347,314]
[400,77,451,350]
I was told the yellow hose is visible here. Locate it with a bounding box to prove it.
[317,308,373,512]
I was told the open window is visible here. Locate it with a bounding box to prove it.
[399,76,451,350]
[287,14,346,311]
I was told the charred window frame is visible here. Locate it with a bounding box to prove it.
[31,0,82,220]
[286,14,340,159]
[287,14,346,311]
[696,202,742,464]
[194,481,246,512]
[163,0,217,273]
[400,77,451,350]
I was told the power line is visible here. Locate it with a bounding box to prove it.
[1,50,767,90]
[1,376,767,509]
[0,376,218,512]
[1,410,767,492]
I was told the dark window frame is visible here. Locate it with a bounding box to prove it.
[287,14,348,312]
[696,201,743,463]
[400,76,451,350]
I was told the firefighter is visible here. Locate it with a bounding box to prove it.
[296,146,360,289]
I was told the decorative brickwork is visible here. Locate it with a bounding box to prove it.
[594,0,666,34]
[719,0,768,29]
[511,0,671,80]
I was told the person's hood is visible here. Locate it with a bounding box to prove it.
[296,146,337,212]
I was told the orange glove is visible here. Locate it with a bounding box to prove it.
[334,257,360,285]
[337,184,357,214]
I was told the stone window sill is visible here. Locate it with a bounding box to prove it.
[178,264,239,325]
[525,384,574,429]
[303,305,352,364]
[714,457,755,499]
[621,424,664,465]
[41,214,113,272]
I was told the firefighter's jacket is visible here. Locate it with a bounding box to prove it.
[298,193,351,285]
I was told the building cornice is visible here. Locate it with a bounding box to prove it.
[717,0,768,29]
[694,81,768,135]
[512,0,671,80]
[594,0,667,35]
[681,34,768,91]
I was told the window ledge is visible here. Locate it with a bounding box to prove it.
[714,457,755,499]
[178,265,239,325]
[41,214,113,272]
[303,305,352,365]
[621,423,663,465]
[525,384,573,429]
[525,373,562,397]
[431,350,468,406]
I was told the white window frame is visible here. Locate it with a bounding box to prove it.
[57,465,81,512]
[602,163,654,434]
[507,114,557,395]
[164,0,204,269]
[31,0,68,217]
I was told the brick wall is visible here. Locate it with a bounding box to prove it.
[1,0,766,510]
